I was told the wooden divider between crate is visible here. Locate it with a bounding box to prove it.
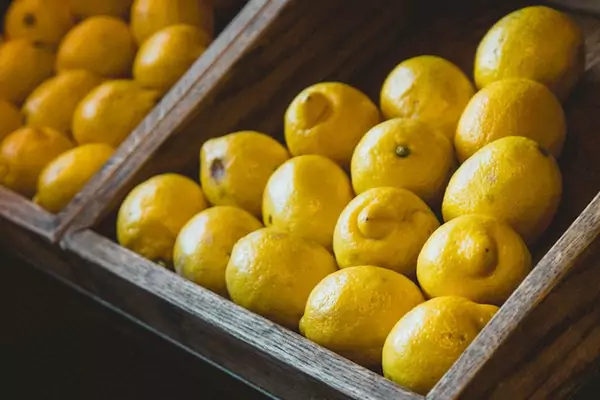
[0,0,269,243]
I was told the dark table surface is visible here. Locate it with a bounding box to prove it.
[2,252,599,400]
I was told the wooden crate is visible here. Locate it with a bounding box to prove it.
[3,0,600,399]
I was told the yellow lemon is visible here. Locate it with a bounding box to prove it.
[284,82,380,167]
[455,78,566,162]
[200,131,289,217]
[0,127,73,197]
[263,154,354,250]
[73,80,160,147]
[333,187,439,277]
[351,118,455,206]
[24,70,104,135]
[380,55,475,140]
[225,227,337,329]
[0,39,55,105]
[34,143,114,213]
[475,6,584,101]
[131,0,214,45]
[117,173,207,265]
[383,296,498,394]
[0,99,23,141]
[300,265,424,367]
[134,24,209,95]
[443,136,562,244]
[4,0,74,46]
[173,206,263,297]
[57,16,136,79]
[417,215,531,305]
[69,0,134,19]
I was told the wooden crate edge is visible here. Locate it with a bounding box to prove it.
[428,191,600,400]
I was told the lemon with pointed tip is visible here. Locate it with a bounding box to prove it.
[134,24,209,95]
[300,265,424,367]
[263,155,354,250]
[380,55,475,140]
[284,82,380,167]
[456,78,566,163]
[131,0,214,45]
[0,127,73,197]
[443,136,562,244]
[174,206,263,296]
[334,187,439,277]
[73,80,160,147]
[24,70,104,135]
[475,6,584,101]
[117,174,207,265]
[0,99,23,141]
[69,0,134,19]
[4,0,73,46]
[35,144,114,213]
[351,118,455,206]
[57,16,136,79]
[226,227,338,329]
[200,131,289,217]
[0,39,55,104]
[417,215,531,305]
[383,296,498,394]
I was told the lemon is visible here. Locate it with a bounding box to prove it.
[134,24,209,95]
[0,99,23,141]
[417,215,531,305]
[0,127,73,197]
[284,82,380,167]
[131,0,214,45]
[200,131,289,217]
[57,16,136,79]
[333,187,439,277]
[351,118,455,206]
[69,0,134,19]
[380,55,475,140]
[34,143,114,213]
[0,39,55,105]
[263,154,353,249]
[73,80,160,147]
[443,136,562,244]
[4,0,74,46]
[475,6,584,101]
[117,173,207,265]
[300,265,424,367]
[24,70,104,135]
[173,206,263,296]
[383,296,498,394]
[226,227,337,329]
[455,78,566,162]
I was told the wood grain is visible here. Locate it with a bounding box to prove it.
[0,186,57,241]
[62,230,422,400]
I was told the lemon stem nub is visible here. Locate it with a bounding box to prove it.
[395,146,411,158]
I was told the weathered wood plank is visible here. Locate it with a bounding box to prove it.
[62,230,422,400]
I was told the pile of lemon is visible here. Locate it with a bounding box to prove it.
[0,0,212,212]
[116,6,583,394]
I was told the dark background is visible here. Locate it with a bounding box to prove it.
[1,253,268,400]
